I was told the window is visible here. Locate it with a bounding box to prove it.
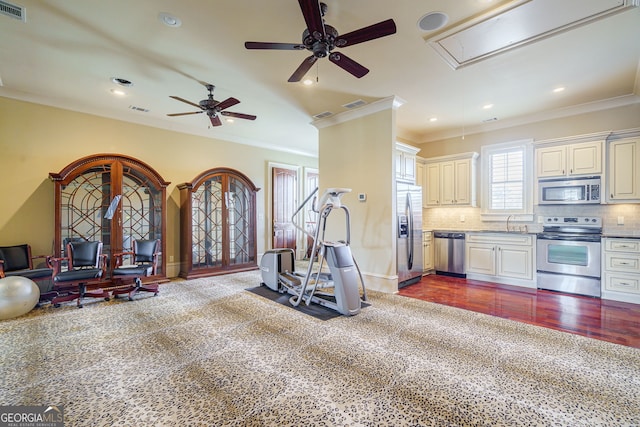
[481,139,533,220]
[491,149,523,210]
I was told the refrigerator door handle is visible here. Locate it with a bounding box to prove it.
[406,192,413,269]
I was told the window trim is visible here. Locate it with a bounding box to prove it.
[480,139,534,222]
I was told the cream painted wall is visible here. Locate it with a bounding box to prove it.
[316,103,397,293]
[0,97,317,277]
[416,103,640,235]
[417,103,640,158]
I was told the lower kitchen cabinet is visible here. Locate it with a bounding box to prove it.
[466,233,535,288]
[602,237,640,304]
[423,230,433,274]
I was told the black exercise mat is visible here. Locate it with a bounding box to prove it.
[246,285,367,321]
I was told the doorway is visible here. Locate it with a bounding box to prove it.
[271,166,298,252]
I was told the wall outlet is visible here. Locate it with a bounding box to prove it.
[460,214,465,222]
[537,216,543,223]
[169,255,174,262]
[618,216,624,225]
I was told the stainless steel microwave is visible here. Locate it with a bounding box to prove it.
[538,176,601,205]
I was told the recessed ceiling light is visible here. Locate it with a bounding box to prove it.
[111,77,133,87]
[158,12,181,27]
[553,87,566,93]
[225,118,234,123]
[482,104,493,109]
[302,79,315,86]
[417,11,448,32]
[110,89,126,96]
[429,117,438,122]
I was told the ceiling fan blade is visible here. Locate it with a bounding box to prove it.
[245,41,306,50]
[329,52,369,78]
[167,111,204,117]
[169,96,203,110]
[336,19,397,48]
[209,115,222,127]
[216,97,240,111]
[288,55,318,82]
[298,0,325,39]
[221,111,257,121]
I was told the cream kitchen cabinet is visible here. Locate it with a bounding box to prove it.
[602,237,640,304]
[425,162,441,206]
[465,233,535,288]
[424,152,478,207]
[416,158,427,208]
[423,230,434,273]
[608,137,640,202]
[536,140,602,178]
[396,142,420,183]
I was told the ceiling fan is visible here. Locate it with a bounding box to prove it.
[167,84,257,127]
[245,0,396,82]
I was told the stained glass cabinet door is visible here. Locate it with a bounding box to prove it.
[178,168,259,279]
[50,154,170,283]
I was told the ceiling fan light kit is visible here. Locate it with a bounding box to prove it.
[244,0,397,82]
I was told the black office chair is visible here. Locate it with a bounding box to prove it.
[0,244,55,302]
[111,239,161,301]
[50,241,109,308]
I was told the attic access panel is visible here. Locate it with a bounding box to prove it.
[426,0,638,69]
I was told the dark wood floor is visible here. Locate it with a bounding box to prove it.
[398,274,640,349]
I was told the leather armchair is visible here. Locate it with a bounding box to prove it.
[49,241,109,308]
[111,239,161,300]
[0,244,55,302]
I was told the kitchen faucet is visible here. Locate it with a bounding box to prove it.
[506,215,513,232]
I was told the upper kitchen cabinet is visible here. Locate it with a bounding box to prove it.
[423,152,478,207]
[396,142,420,183]
[536,140,603,179]
[608,137,640,202]
[416,158,427,208]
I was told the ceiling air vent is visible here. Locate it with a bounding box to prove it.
[313,111,333,120]
[128,105,150,113]
[0,0,25,22]
[342,99,367,109]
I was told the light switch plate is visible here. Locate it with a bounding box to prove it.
[618,216,624,225]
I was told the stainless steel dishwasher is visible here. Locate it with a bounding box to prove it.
[434,232,466,277]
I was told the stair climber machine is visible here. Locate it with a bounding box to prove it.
[260,187,367,316]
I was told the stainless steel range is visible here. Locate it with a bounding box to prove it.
[536,216,602,297]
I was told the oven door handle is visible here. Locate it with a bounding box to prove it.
[537,234,601,242]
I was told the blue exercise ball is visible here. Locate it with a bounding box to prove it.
[0,276,40,320]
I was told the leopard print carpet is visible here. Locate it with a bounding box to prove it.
[1,270,639,426]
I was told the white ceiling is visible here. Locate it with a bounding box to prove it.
[1,0,639,157]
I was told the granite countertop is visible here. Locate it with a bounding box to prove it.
[424,229,640,238]
[428,229,537,235]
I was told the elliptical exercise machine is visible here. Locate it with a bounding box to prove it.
[260,187,367,316]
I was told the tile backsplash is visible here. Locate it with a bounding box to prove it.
[423,203,640,236]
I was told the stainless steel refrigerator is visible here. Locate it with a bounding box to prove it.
[397,183,423,288]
